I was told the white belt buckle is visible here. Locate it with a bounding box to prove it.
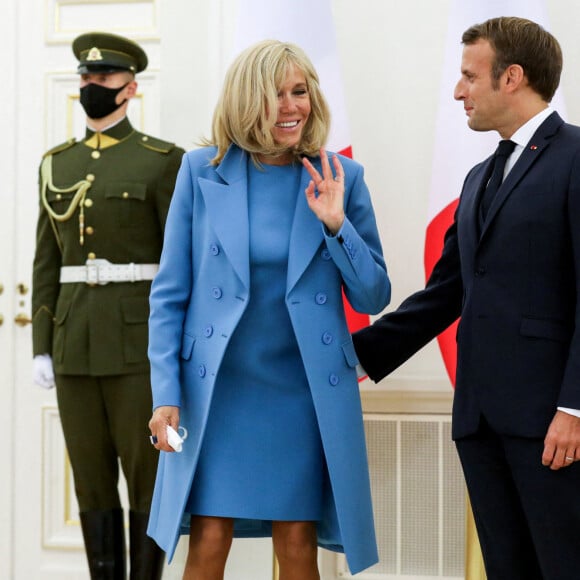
[85,258,109,285]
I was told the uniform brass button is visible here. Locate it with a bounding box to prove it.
[86,174,95,182]
[56,194,62,200]
[88,252,96,260]
[122,192,129,199]
[91,151,101,159]
[84,198,93,207]
[85,226,94,235]
[142,136,149,142]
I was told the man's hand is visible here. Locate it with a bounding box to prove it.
[542,410,580,470]
[33,354,55,389]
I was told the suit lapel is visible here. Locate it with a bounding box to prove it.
[287,158,324,293]
[479,112,563,241]
[198,146,250,290]
[461,158,493,252]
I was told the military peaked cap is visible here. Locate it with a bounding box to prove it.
[73,31,148,74]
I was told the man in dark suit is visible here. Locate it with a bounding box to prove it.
[353,17,580,580]
[32,32,184,578]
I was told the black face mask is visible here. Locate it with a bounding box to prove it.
[80,82,129,119]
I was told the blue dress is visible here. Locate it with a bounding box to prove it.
[186,160,325,523]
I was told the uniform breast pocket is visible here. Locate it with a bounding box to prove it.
[105,182,148,228]
[45,189,75,214]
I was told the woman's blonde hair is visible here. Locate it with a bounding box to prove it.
[203,39,331,165]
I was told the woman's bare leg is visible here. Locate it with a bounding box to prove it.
[272,520,319,580]
[182,516,234,580]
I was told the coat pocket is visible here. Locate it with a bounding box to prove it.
[341,338,360,368]
[105,182,148,228]
[45,189,75,212]
[121,296,149,363]
[520,317,571,343]
[180,333,195,360]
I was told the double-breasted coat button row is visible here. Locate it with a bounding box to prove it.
[205,244,341,386]
[315,292,327,305]
[322,331,333,345]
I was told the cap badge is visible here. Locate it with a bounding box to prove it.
[86,47,103,61]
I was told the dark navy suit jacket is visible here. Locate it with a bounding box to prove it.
[354,112,580,439]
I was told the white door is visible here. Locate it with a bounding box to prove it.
[3,1,169,578]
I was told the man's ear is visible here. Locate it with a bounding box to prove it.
[125,80,138,98]
[503,64,525,92]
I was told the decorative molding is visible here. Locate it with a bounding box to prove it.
[45,0,160,43]
[41,406,83,550]
[41,405,131,551]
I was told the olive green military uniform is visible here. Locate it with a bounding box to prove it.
[31,30,185,579]
[33,117,183,376]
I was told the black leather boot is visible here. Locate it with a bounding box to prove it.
[79,509,126,580]
[129,511,165,580]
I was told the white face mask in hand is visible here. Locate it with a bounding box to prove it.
[166,425,188,452]
[33,354,55,389]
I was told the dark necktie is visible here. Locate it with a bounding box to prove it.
[480,139,516,221]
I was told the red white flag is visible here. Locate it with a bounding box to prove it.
[233,0,369,332]
[426,0,565,385]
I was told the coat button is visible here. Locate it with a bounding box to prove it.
[84,198,93,207]
[315,292,327,305]
[198,364,206,378]
[91,151,101,159]
[212,287,223,299]
[204,325,214,338]
[322,332,333,345]
[321,249,331,261]
[329,373,339,386]
[475,267,486,277]
[210,243,220,256]
[85,226,94,235]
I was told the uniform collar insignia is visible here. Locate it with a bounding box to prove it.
[84,133,120,150]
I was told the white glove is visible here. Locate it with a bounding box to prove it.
[33,354,56,389]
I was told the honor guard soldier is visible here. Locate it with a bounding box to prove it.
[32,31,185,579]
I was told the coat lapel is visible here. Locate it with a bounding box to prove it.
[479,112,563,241]
[198,146,250,290]
[287,158,325,293]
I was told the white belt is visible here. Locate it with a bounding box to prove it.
[60,259,159,285]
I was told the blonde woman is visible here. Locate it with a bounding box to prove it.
[147,40,390,579]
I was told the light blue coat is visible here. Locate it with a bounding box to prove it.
[147,144,390,574]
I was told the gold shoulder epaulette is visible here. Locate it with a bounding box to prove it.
[42,138,77,158]
[137,133,175,154]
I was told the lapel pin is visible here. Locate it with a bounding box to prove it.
[530,145,538,150]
